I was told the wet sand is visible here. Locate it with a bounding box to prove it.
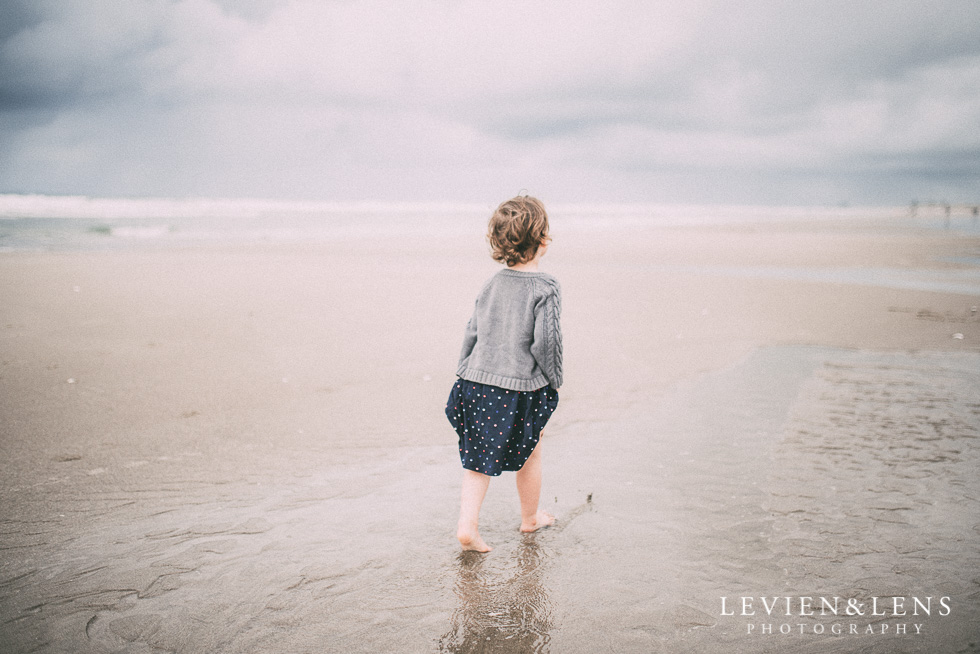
[1,215,979,652]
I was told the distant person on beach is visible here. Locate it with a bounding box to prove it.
[446,196,563,552]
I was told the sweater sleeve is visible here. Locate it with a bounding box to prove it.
[530,278,563,389]
[457,300,479,366]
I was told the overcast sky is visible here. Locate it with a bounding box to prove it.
[1,0,978,204]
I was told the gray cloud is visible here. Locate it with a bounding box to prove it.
[1,0,978,203]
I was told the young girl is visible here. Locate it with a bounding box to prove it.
[446,196,563,552]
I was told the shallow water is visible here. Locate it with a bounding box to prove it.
[1,347,978,653]
[557,347,980,653]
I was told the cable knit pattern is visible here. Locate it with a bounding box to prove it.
[540,275,563,388]
[456,268,563,391]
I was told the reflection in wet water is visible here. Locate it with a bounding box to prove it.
[440,536,553,653]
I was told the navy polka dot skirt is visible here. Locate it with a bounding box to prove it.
[446,379,559,476]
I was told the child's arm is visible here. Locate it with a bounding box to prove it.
[530,280,563,389]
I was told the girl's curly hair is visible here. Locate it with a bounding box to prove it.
[487,196,550,267]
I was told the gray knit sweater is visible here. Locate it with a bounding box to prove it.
[456,268,563,391]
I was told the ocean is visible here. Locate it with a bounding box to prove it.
[3,194,978,297]
[2,194,978,250]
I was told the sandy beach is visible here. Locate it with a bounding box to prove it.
[1,211,979,653]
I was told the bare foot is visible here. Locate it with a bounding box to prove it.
[520,510,556,533]
[457,525,492,552]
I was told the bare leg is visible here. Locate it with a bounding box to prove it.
[458,469,492,552]
[516,441,555,532]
